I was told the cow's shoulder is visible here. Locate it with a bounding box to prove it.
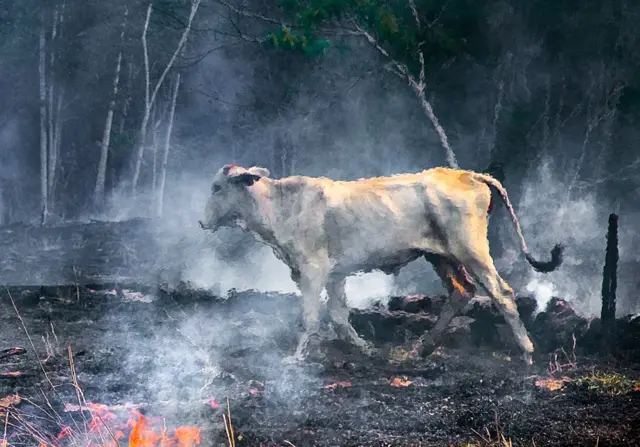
[272,176,329,213]
[275,176,326,195]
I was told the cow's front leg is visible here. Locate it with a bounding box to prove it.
[326,275,373,356]
[291,261,329,362]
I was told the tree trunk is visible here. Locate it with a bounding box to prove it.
[95,5,128,209]
[131,0,201,195]
[157,72,181,217]
[39,12,49,225]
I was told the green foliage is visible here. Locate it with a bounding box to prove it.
[265,25,330,56]
[266,0,481,80]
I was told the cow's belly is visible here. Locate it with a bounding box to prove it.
[324,188,446,274]
[332,249,423,276]
[327,220,432,275]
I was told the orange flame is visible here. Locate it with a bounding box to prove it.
[391,376,413,387]
[535,377,571,391]
[128,410,201,447]
[52,402,201,447]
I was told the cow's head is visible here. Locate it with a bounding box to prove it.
[199,164,270,232]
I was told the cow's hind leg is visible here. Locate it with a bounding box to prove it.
[454,249,534,365]
[415,255,475,357]
[326,275,373,355]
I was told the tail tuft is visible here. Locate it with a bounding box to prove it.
[525,243,564,273]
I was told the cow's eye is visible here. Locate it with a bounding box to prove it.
[212,184,221,193]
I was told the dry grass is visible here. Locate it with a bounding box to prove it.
[223,396,235,447]
[466,426,515,447]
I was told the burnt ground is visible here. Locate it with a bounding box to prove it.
[1,284,640,447]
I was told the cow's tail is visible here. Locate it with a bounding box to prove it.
[475,173,564,273]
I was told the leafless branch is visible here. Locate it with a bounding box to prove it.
[149,0,201,110]
[351,19,458,168]
[216,0,284,26]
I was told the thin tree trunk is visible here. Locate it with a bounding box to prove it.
[131,0,201,195]
[157,72,181,217]
[280,133,287,177]
[48,1,66,214]
[46,5,58,212]
[118,61,134,134]
[50,85,65,203]
[290,135,296,175]
[39,13,48,225]
[95,5,128,208]
[151,105,160,196]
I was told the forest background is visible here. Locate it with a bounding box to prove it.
[0,0,639,315]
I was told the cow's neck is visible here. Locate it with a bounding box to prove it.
[243,180,298,270]
[244,181,279,246]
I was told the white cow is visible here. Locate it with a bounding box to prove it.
[199,164,564,364]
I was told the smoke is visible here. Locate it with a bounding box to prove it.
[507,159,618,317]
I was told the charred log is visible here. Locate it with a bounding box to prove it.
[601,213,619,339]
[0,218,209,287]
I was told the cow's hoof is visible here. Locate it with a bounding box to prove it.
[290,332,325,363]
[522,352,533,366]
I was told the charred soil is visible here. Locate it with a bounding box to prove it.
[1,285,640,447]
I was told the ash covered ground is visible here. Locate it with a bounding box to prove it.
[1,284,640,447]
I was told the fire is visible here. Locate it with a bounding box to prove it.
[53,402,201,447]
[535,377,571,391]
[391,376,413,387]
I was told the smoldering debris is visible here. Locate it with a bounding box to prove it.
[1,285,640,446]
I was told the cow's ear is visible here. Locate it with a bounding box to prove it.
[222,164,238,176]
[247,166,270,178]
[228,172,260,187]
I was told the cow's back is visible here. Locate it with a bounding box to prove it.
[266,169,490,273]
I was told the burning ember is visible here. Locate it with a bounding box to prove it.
[323,381,352,391]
